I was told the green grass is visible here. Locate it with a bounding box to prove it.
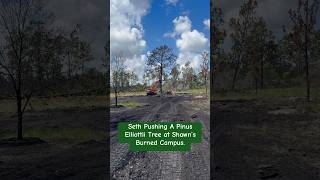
[213,87,320,112]
[1,128,106,141]
[111,100,142,108]
[110,91,146,98]
[212,92,254,101]
[309,102,320,113]
[0,96,108,113]
[177,88,209,95]
[213,87,320,101]
[110,88,209,97]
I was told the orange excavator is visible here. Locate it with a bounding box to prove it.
[146,80,159,96]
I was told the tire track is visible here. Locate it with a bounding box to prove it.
[110,102,160,179]
[111,96,209,180]
[111,100,172,179]
[177,102,210,180]
[157,101,182,180]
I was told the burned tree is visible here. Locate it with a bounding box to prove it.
[211,5,226,98]
[146,45,176,94]
[246,17,273,92]
[181,61,194,89]
[170,65,180,91]
[111,53,126,107]
[229,0,258,90]
[0,0,39,140]
[288,0,319,101]
[250,18,273,89]
[200,51,209,94]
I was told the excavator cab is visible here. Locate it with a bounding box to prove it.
[147,80,159,96]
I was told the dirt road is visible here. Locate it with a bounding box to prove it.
[212,100,320,180]
[110,95,210,180]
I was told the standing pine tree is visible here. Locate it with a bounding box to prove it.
[146,45,176,94]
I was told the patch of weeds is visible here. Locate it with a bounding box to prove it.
[213,87,320,103]
[177,88,208,95]
[0,96,108,113]
[110,91,146,97]
[22,128,106,142]
[309,102,320,113]
[112,101,142,108]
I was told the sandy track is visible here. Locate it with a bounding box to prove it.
[110,95,210,180]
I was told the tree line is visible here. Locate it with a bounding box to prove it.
[212,0,320,101]
[111,45,209,106]
[0,0,106,140]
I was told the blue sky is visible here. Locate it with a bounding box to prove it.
[110,0,210,82]
[143,0,210,53]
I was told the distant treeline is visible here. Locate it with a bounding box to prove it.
[0,0,107,140]
[0,1,106,99]
[111,48,209,95]
[212,0,320,100]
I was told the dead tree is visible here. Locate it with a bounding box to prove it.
[289,0,319,101]
[0,0,36,140]
[111,53,126,107]
[200,51,209,94]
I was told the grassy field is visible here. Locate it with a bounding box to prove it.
[2,87,319,113]
[0,96,108,114]
[213,87,320,112]
[110,91,146,97]
[111,100,143,108]
[110,88,209,98]
[213,87,320,101]
[0,128,106,142]
[176,88,209,95]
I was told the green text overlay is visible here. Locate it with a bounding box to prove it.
[118,122,202,151]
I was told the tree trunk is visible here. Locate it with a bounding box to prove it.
[305,39,310,102]
[114,89,118,107]
[255,77,258,94]
[260,56,264,89]
[305,0,310,102]
[82,61,85,74]
[205,77,208,94]
[203,74,208,94]
[232,64,239,90]
[160,64,163,94]
[68,52,71,80]
[305,53,310,102]
[210,59,214,101]
[17,94,23,140]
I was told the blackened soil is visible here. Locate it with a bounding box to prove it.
[212,100,320,180]
[0,107,107,180]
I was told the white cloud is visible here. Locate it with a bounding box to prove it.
[203,19,210,29]
[177,52,202,72]
[164,16,192,38]
[125,55,147,81]
[173,16,192,34]
[110,0,150,82]
[163,32,175,38]
[110,0,149,57]
[166,0,179,6]
[166,16,209,71]
[111,27,146,57]
[176,30,207,53]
